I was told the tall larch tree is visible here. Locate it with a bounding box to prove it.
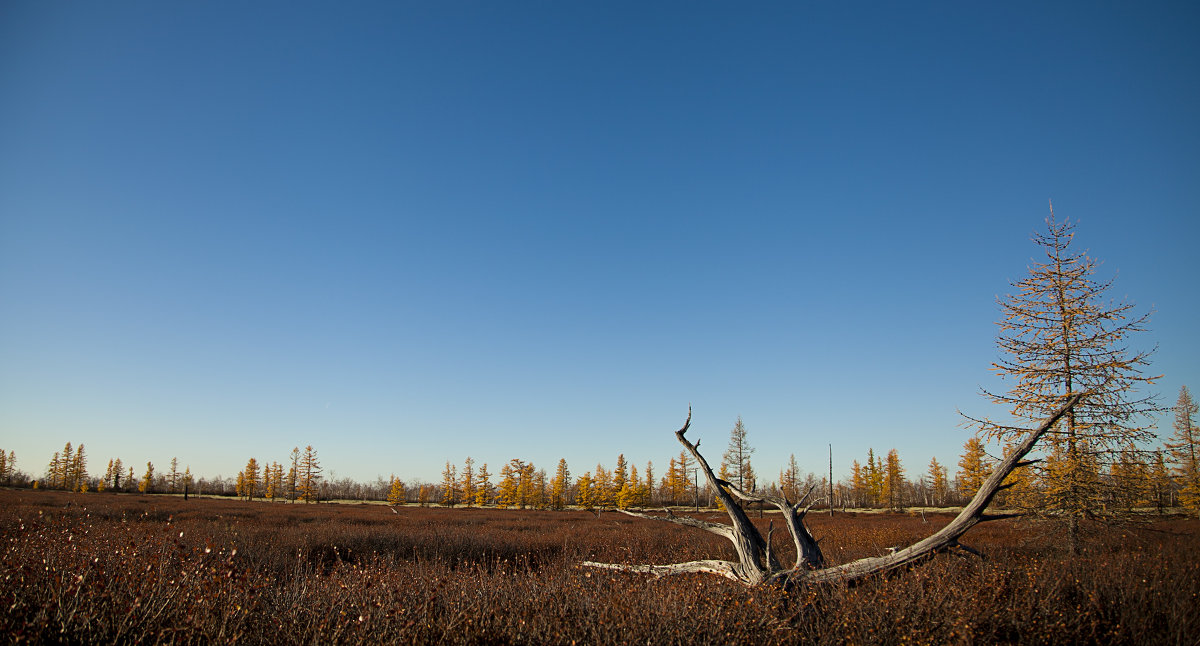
[550,459,570,510]
[593,464,613,508]
[440,462,458,507]
[138,462,154,493]
[1165,385,1200,515]
[863,449,884,507]
[575,471,595,510]
[779,454,802,502]
[957,438,990,500]
[662,457,679,505]
[263,462,276,500]
[1109,444,1148,512]
[618,464,644,508]
[643,461,655,507]
[532,467,548,509]
[927,457,949,507]
[59,443,73,489]
[676,450,698,503]
[620,464,639,508]
[242,458,260,500]
[68,444,87,492]
[516,460,536,509]
[0,450,12,485]
[475,463,493,506]
[387,476,406,506]
[721,416,755,492]
[46,452,59,490]
[265,462,282,500]
[299,446,321,503]
[460,457,476,507]
[976,209,1159,550]
[849,460,865,508]
[612,454,628,499]
[496,463,517,508]
[288,447,301,502]
[168,458,180,493]
[883,449,905,510]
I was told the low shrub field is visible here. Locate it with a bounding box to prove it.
[2,490,1197,644]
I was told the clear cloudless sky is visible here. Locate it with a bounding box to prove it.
[1,2,1197,487]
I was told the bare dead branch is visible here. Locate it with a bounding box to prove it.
[585,393,1085,587]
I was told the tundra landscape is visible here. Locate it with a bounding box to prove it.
[2,489,1198,644]
[4,3,1198,645]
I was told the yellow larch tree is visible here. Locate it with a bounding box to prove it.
[975,209,1158,551]
[721,416,755,492]
[926,457,948,507]
[1109,444,1148,513]
[475,462,493,506]
[299,445,321,503]
[168,457,180,493]
[550,459,570,510]
[643,461,655,507]
[263,462,275,500]
[110,457,123,491]
[882,449,904,510]
[575,471,595,510]
[849,460,865,508]
[1165,385,1200,515]
[68,444,87,492]
[612,454,628,501]
[779,454,801,502]
[662,457,679,505]
[440,461,457,507]
[387,476,406,506]
[957,438,991,500]
[616,464,637,509]
[593,464,613,508]
[531,467,548,509]
[242,458,260,501]
[863,449,884,508]
[460,457,476,507]
[515,460,535,509]
[288,447,301,502]
[496,462,517,508]
[138,462,154,493]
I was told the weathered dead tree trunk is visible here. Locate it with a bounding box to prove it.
[584,394,1084,586]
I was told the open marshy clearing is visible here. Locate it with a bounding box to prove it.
[1,490,1197,644]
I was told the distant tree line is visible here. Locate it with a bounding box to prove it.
[8,392,1199,517]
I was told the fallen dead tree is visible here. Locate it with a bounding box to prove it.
[584,394,1084,586]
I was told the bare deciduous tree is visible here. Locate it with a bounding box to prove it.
[585,394,1083,587]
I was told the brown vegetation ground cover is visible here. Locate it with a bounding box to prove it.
[2,490,1197,644]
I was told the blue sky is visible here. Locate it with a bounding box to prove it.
[2,2,1197,486]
